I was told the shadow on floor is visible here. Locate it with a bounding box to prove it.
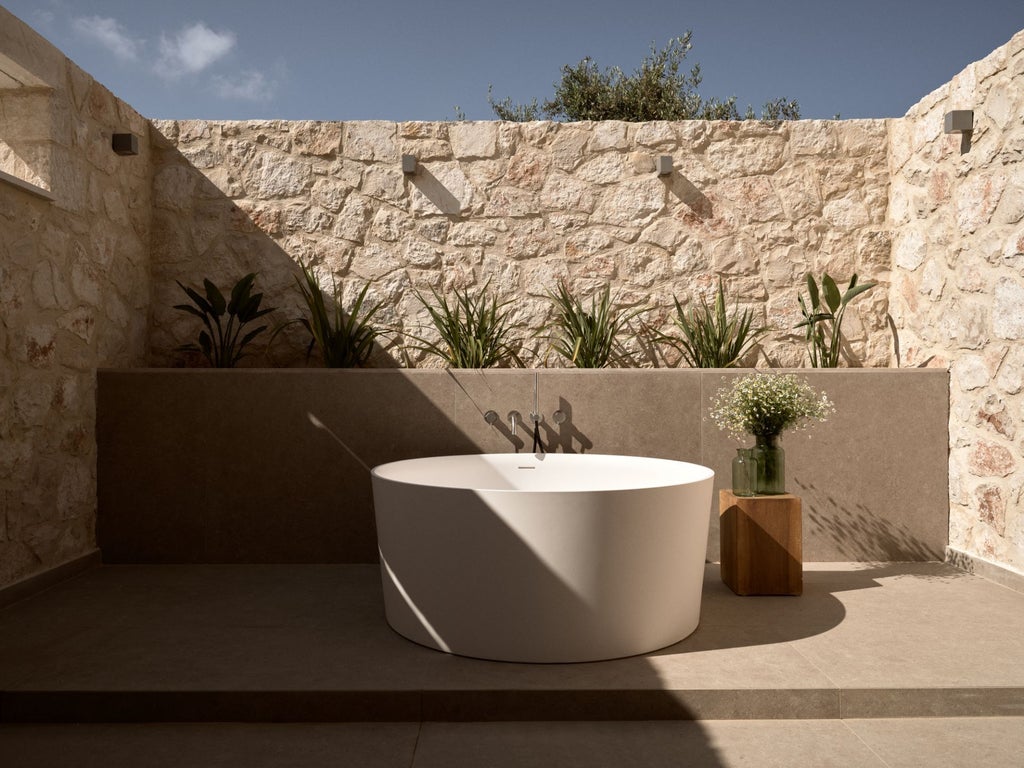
[651,561,966,657]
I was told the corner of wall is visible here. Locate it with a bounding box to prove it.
[887,29,1024,575]
[0,7,156,590]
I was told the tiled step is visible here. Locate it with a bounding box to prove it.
[4,719,1024,768]
[2,564,1023,724]
[3,686,1024,723]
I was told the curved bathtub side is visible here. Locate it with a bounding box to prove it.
[372,468,713,663]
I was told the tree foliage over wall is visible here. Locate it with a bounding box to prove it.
[488,33,800,122]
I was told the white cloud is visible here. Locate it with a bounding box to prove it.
[72,16,142,61]
[157,22,235,78]
[212,70,276,102]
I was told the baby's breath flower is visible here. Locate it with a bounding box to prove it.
[711,373,834,441]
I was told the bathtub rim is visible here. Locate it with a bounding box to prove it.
[370,452,715,494]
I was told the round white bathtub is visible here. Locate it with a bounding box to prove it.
[371,453,714,663]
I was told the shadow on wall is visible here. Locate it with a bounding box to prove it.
[700,370,950,562]
[148,127,401,369]
[541,396,594,454]
[408,165,466,216]
[794,476,943,561]
[663,172,714,223]
[97,370,477,564]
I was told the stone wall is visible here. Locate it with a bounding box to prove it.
[147,118,892,369]
[0,7,152,588]
[889,30,1024,574]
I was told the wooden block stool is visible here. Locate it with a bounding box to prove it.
[719,490,802,596]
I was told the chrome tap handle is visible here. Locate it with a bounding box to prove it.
[484,410,499,426]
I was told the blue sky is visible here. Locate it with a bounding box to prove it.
[6,0,1024,121]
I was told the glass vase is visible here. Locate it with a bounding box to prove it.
[753,433,785,495]
[731,448,757,497]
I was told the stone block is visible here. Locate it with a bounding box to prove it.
[342,121,398,162]
[243,153,312,199]
[968,440,1016,478]
[993,278,1024,339]
[955,172,1008,233]
[593,178,665,227]
[449,122,498,159]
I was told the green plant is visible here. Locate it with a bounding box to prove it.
[407,281,523,368]
[174,273,274,367]
[542,282,643,368]
[711,373,834,440]
[488,34,799,122]
[796,273,877,368]
[663,278,767,368]
[286,262,385,367]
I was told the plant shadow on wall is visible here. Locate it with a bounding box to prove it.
[793,476,943,561]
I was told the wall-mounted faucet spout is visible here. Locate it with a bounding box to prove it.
[530,371,540,426]
[508,410,521,436]
[530,372,545,454]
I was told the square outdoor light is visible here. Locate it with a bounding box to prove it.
[943,110,974,134]
[112,132,139,155]
[657,155,673,175]
[401,154,417,174]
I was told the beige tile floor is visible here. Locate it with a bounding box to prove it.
[1,562,1023,765]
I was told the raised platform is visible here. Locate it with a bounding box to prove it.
[1,563,1022,723]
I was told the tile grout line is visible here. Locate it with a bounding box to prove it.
[784,639,844,691]
[408,720,423,768]
[841,719,896,768]
[781,640,849,718]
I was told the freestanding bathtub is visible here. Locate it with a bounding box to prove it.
[371,453,714,663]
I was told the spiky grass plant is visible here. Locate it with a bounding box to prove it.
[664,278,767,368]
[289,262,385,367]
[711,373,834,440]
[174,273,274,367]
[542,282,643,368]
[407,281,523,368]
[796,272,877,368]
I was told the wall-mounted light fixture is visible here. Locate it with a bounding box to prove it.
[656,155,673,176]
[944,110,974,154]
[401,154,418,174]
[112,132,138,156]
[943,110,974,134]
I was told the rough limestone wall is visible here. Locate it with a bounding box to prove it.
[889,30,1024,573]
[0,8,152,588]
[147,118,892,368]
